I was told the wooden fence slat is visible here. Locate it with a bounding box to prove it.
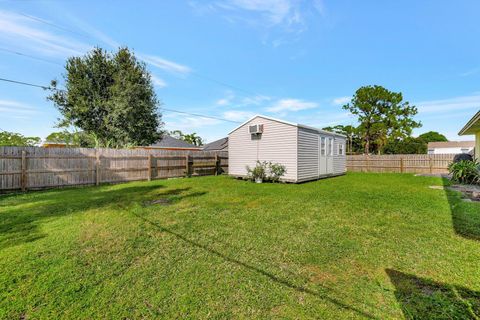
[0,146,228,192]
[346,154,455,174]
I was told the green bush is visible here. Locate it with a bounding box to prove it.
[246,161,287,182]
[448,160,480,185]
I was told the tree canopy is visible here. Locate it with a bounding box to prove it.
[168,130,204,146]
[418,131,448,143]
[342,85,421,154]
[48,47,163,148]
[0,131,40,146]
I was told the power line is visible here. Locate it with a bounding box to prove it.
[0,76,241,124]
[0,77,51,90]
[0,48,62,66]
[18,12,91,39]
[161,107,241,124]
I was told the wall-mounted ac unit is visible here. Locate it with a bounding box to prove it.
[249,124,264,134]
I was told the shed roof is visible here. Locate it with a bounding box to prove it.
[427,141,475,149]
[202,137,228,151]
[228,115,346,137]
[459,110,480,135]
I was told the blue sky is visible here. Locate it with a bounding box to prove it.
[0,0,480,143]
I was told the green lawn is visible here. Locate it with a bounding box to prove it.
[1,173,479,319]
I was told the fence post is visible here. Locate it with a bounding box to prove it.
[185,154,190,177]
[148,154,153,181]
[400,157,404,173]
[366,155,370,173]
[95,151,101,186]
[429,157,433,174]
[215,153,219,176]
[21,150,27,192]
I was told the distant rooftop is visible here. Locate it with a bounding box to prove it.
[148,135,201,149]
[427,141,475,148]
[202,137,228,151]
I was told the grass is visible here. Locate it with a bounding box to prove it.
[0,172,479,319]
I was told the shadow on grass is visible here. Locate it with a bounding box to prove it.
[441,178,480,241]
[0,184,206,250]
[386,269,480,319]
[132,212,379,319]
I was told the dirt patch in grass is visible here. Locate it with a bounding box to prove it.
[303,265,337,284]
[145,198,172,206]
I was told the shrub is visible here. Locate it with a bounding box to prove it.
[267,162,287,182]
[246,161,287,183]
[246,161,267,182]
[448,160,480,185]
[453,153,473,163]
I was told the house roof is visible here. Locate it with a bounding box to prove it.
[228,115,346,137]
[459,110,480,135]
[148,135,201,149]
[427,141,475,149]
[202,137,228,151]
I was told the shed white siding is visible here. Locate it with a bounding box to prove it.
[228,116,298,181]
[297,127,319,182]
[228,115,346,183]
[333,136,347,175]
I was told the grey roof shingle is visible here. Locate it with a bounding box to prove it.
[149,135,200,149]
[202,137,228,151]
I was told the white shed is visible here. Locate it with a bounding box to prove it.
[228,115,347,183]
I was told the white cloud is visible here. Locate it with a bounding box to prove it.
[216,91,235,106]
[191,0,324,46]
[332,96,351,105]
[416,94,480,114]
[223,110,256,121]
[0,100,37,115]
[141,54,191,74]
[164,114,221,130]
[267,98,318,113]
[151,75,167,88]
[0,10,90,57]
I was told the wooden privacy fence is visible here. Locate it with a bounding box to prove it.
[347,154,456,174]
[0,146,228,192]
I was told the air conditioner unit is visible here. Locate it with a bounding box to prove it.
[249,124,264,134]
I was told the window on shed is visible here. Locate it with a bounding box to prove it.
[338,143,344,155]
[327,138,333,156]
[320,137,326,155]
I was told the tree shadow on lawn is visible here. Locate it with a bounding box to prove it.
[441,178,480,241]
[386,269,480,319]
[0,184,205,251]
[132,211,382,319]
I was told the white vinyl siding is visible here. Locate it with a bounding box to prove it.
[228,116,298,181]
[297,128,319,181]
[333,137,347,175]
[229,115,346,183]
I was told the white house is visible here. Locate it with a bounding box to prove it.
[458,110,480,159]
[228,115,346,183]
[427,141,475,155]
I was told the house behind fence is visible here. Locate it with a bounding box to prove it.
[0,146,227,192]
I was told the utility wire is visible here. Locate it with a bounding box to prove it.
[0,48,62,66]
[0,77,51,90]
[0,76,241,124]
[161,108,241,124]
[18,12,92,39]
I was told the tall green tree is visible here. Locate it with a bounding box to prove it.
[0,131,40,146]
[343,85,421,154]
[418,131,448,143]
[168,130,204,146]
[48,47,162,148]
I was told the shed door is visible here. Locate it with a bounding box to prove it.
[318,136,327,175]
[326,137,334,173]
